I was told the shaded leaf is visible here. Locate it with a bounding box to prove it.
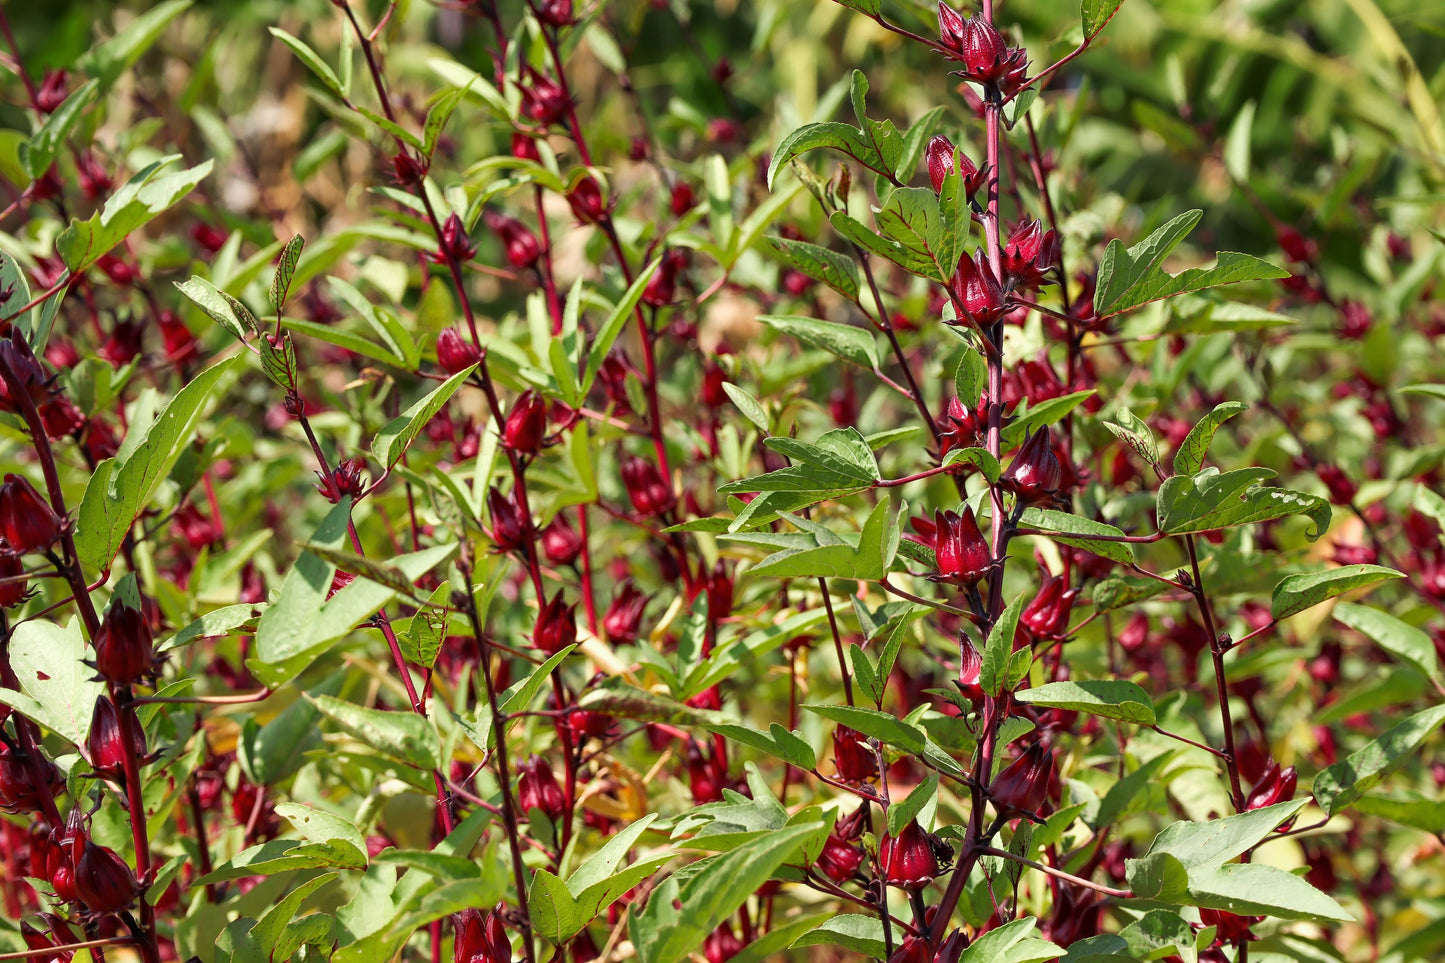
[1015,679,1156,725]
[1272,567,1404,621]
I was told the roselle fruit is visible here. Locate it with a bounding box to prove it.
[932,506,991,585]
[540,514,583,566]
[953,251,1007,327]
[453,907,511,963]
[567,174,607,225]
[436,328,481,375]
[485,487,528,553]
[1244,759,1299,812]
[814,832,864,882]
[0,551,34,607]
[832,725,879,783]
[84,696,146,780]
[620,455,675,517]
[879,820,940,887]
[0,473,62,555]
[925,134,985,198]
[483,210,541,270]
[703,924,743,963]
[1020,572,1079,641]
[1001,429,1062,504]
[0,748,61,814]
[73,838,139,913]
[502,389,548,455]
[990,741,1054,819]
[91,600,155,686]
[533,592,578,655]
[603,580,648,643]
[517,756,566,820]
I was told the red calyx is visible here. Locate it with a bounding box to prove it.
[990,740,1054,820]
[483,210,542,270]
[521,70,569,126]
[603,579,648,644]
[879,820,941,888]
[0,473,63,555]
[74,838,139,914]
[957,634,984,705]
[932,506,991,585]
[1020,572,1079,642]
[925,134,985,198]
[831,725,879,783]
[533,592,578,655]
[84,696,146,780]
[536,0,575,27]
[567,175,607,225]
[814,832,865,882]
[703,923,743,963]
[485,486,528,553]
[541,514,583,566]
[620,455,675,517]
[0,551,35,607]
[1001,429,1063,504]
[453,907,512,963]
[517,755,566,820]
[952,250,1007,327]
[316,457,368,504]
[428,212,478,265]
[1001,219,1061,289]
[502,389,549,455]
[436,328,482,375]
[1244,759,1299,813]
[0,748,61,814]
[92,601,156,686]
[35,69,68,113]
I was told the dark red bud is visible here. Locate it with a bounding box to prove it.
[1020,573,1078,641]
[483,210,542,270]
[957,635,984,704]
[567,175,607,225]
[436,328,482,375]
[670,182,696,216]
[92,602,155,686]
[686,742,725,804]
[85,697,145,780]
[74,839,139,913]
[0,473,63,555]
[1244,760,1299,812]
[502,389,548,454]
[1001,429,1062,503]
[517,755,566,820]
[0,749,60,814]
[391,151,428,186]
[541,514,583,566]
[701,360,728,408]
[937,3,967,51]
[316,457,368,503]
[533,592,578,655]
[879,820,941,887]
[953,251,1007,326]
[537,0,575,27]
[430,213,478,265]
[933,506,991,585]
[0,552,34,607]
[990,741,1054,819]
[814,832,865,882]
[703,923,742,963]
[486,487,528,553]
[603,580,648,644]
[620,455,675,517]
[832,725,879,783]
[35,69,68,113]
[705,560,733,622]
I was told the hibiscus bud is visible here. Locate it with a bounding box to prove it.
[502,389,548,454]
[642,252,681,308]
[933,507,991,585]
[670,182,696,216]
[832,726,879,783]
[990,741,1054,819]
[1001,429,1062,503]
[486,486,528,553]
[316,457,368,503]
[566,709,617,741]
[957,634,984,704]
[537,0,574,27]
[814,832,865,882]
[483,210,542,270]
[0,474,62,555]
[85,697,145,780]
[541,514,583,566]
[1021,573,1078,641]
[0,748,60,814]
[706,560,734,621]
[436,328,481,375]
[567,174,607,225]
[887,937,932,963]
[74,839,139,913]
[686,741,725,804]
[701,360,728,408]
[96,253,137,286]
[603,580,648,643]
[960,16,1007,76]
[925,135,985,199]
[1001,219,1060,289]
[937,3,967,52]
[1276,226,1317,264]
[1244,759,1299,812]
[76,151,111,200]
[1316,463,1357,505]
[1118,611,1150,653]
[391,151,427,186]
[0,552,34,607]
[517,756,566,820]
[92,601,155,686]
[953,251,1006,326]
[522,70,569,126]
[1199,908,1262,943]
[453,907,512,963]
[703,923,742,963]
[880,820,941,887]
[430,213,477,265]
[620,455,675,516]
[35,69,68,113]
[533,592,578,655]
[21,919,63,959]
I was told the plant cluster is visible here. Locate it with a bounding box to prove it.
[0,1,1442,962]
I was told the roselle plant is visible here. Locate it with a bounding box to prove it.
[0,0,1443,962]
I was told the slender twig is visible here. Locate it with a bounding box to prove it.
[977,846,1133,899]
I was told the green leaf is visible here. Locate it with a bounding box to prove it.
[1224,100,1256,183]
[1333,602,1443,684]
[632,824,820,963]
[284,317,406,367]
[0,618,103,746]
[1093,210,1288,319]
[198,838,366,883]
[705,723,817,770]
[959,918,1065,963]
[757,314,881,369]
[400,581,451,669]
[721,382,769,433]
[1188,862,1352,922]
[742,499,897,580]
[581,257,661,393]
[849,643,882,705]
[0,247,34,339]
[1311,704,1445,815]
[887,772,939,836]
[75,355,242,571]
[1014,679,1156,725]
[423,85,469,157]
[1120,910,1198,963]
[237,674,344,786]
[764,237,860,301]
[372,365,476,469]
[1157,468,1331,541]
[1081,0,1126,38]
[158,603,263,653]
[306,693,442,771]
[1271,567,1404,621]
[274,804,369,867]
[982,594,1026,697]
[1126,852,1191,902]
[1145,799,1309,868]
[81,0,193,89]
[465,645,578,751]
[270,234,305,311]
[955,348,987,405]
[1000,390,1097,447]
[1173,402,1248,476]
[803,703,963,777]
[769,123,889,189]
[1398,383,1445,401]
[1104,405,1160,472]
[942,446,1003,484]
[576,679,726,728]
[1094,751,1177,831]
[724,428,879,494]
[830,209,940,281]
[21,78,100,179]
[268,27,345,97]
[1017,508,1136,565]
[792,915,886,959]
[174,275,250,343]
[57,156,213,273]
[258,330,299,390]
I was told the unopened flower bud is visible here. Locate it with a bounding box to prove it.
[541,514,583,566]
[74,838,139,913]
[703,924,742,963]
[391,151,427,186]
[536,0,574,27]
[429,213,478,265]
[92,601,155,686]
[686,741,725,804]
[436,328,481,375]
[1020,573,1078,641]
[486,487,527,553]
[953,251,1007,326]
[567,174,607,225]
[603,580,648,643]
[0,474,62,555]
[880,820,941,887]
[0,552,34,607]
[453,908,512,963]
[517,755,566,820]
[533,592,578,655]
[933,507,991,585]
[990,741,1054,819]
[1001,219,1061,289]
[502,389,548,454]
[0,748,60,814]
[832,726,879,783]
[85,697,145,780]
[35,69,68,113]
[957,635,984,705]
[522,70,569,126]
[1244,759,1299,812]
[937,2,967,52]
[1000,429,1062,504]
[925,134,985,198]
[483,210,542,270]
[316,457,368,503]
[814,832,865,882]
[620,455,675,517]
